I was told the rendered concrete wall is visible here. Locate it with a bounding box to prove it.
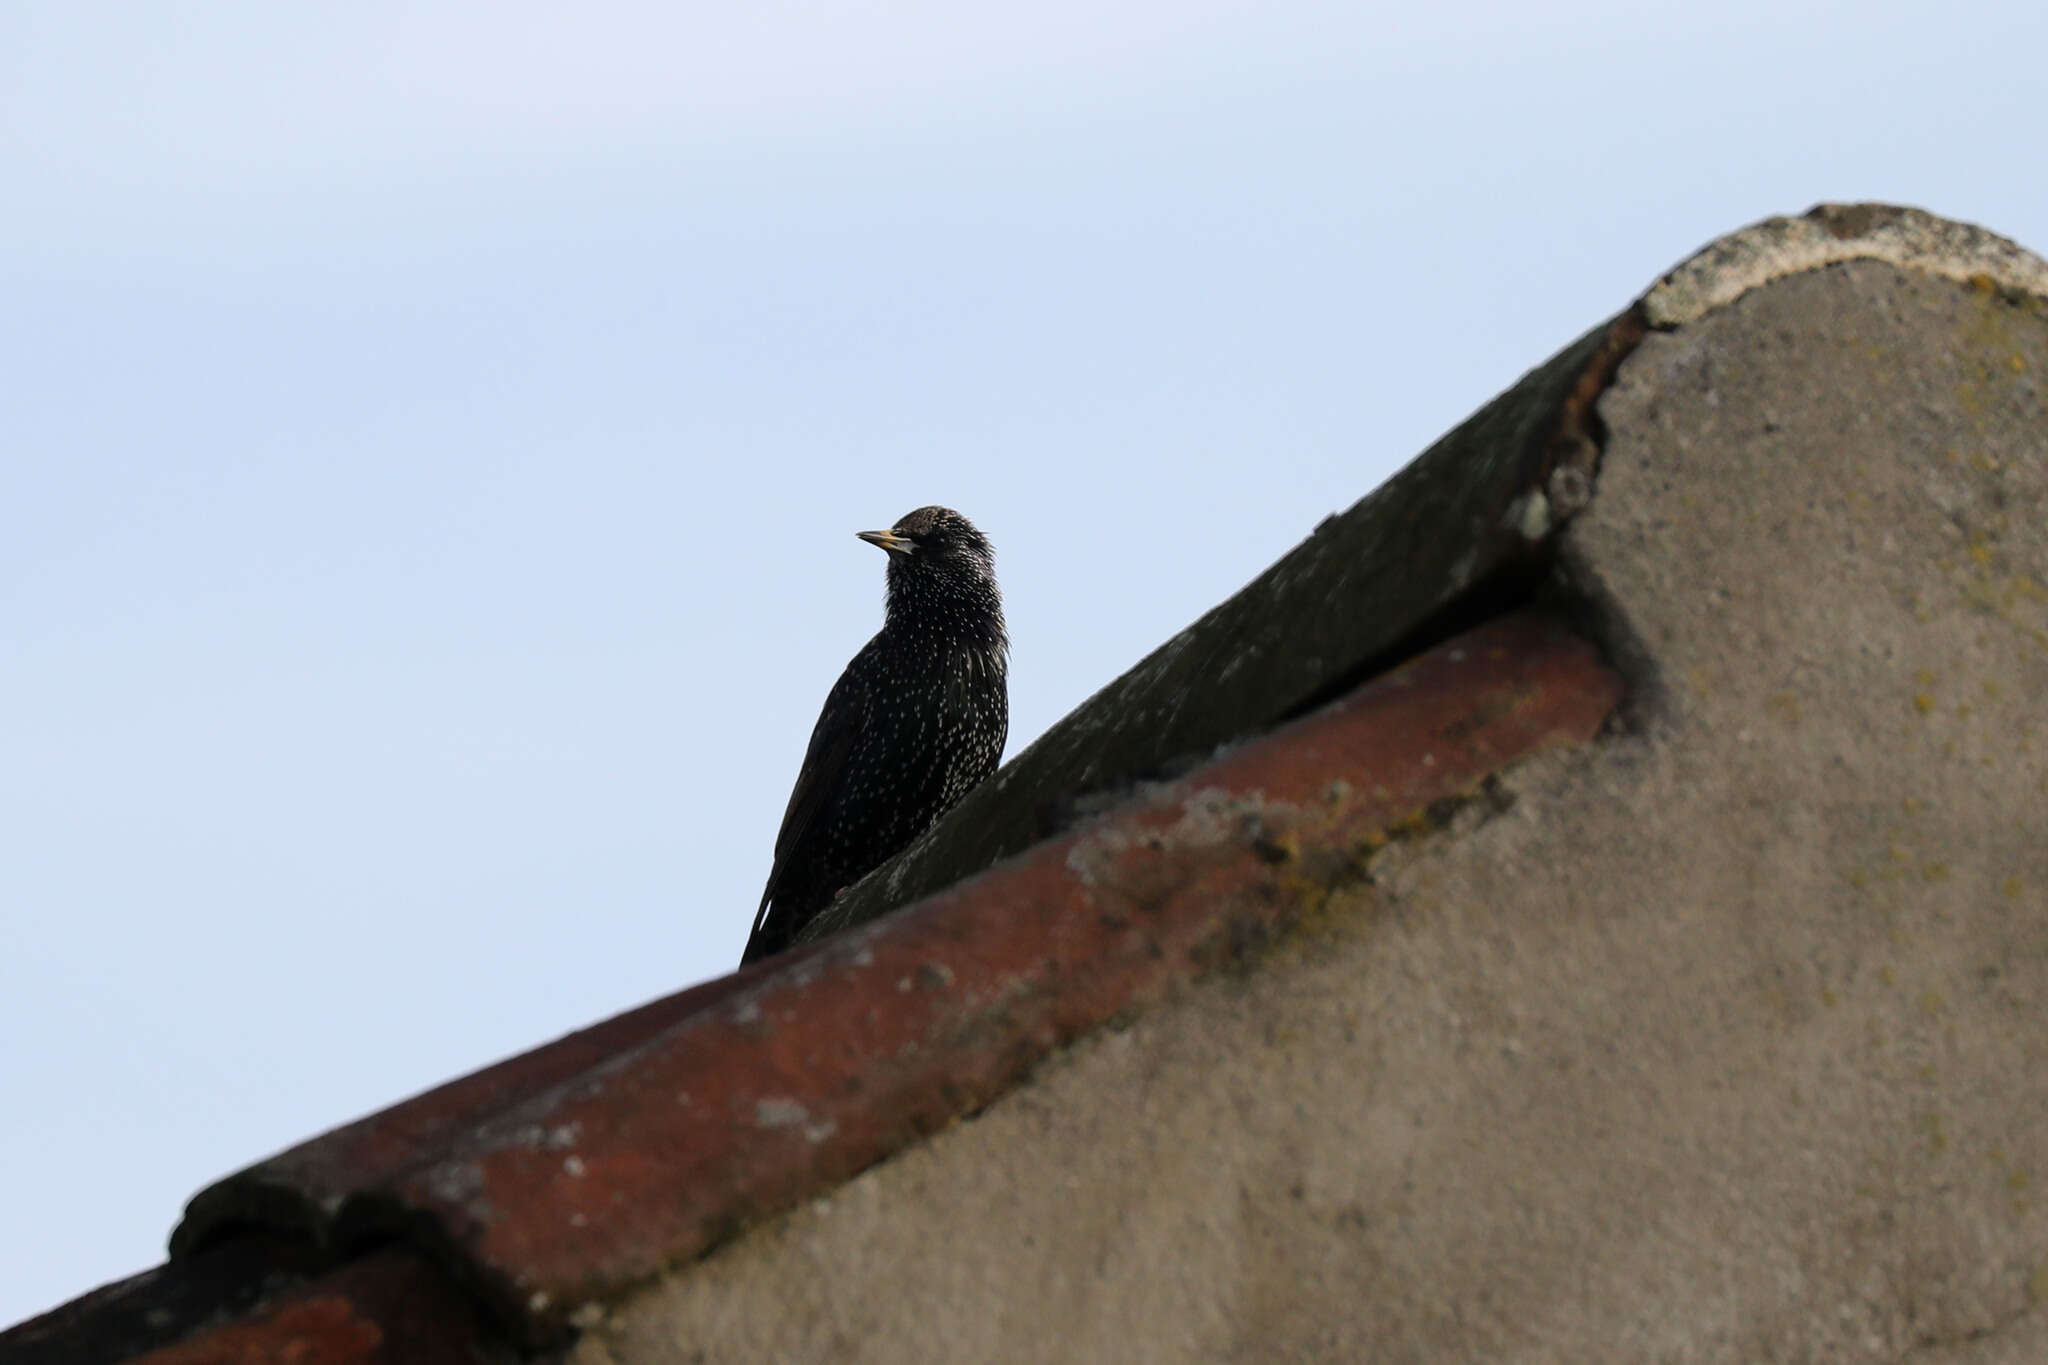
[572,243,2048,1364]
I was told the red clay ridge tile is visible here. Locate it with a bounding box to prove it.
[264,607,1618,1345]
[125,1247,488,1365]
[173,944,831,1259]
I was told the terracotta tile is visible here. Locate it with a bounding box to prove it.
[0,1235,324,1365]
[174,946,829,1259]
[124,1248,489,1365]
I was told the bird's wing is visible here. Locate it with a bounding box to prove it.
[746,648,871,951]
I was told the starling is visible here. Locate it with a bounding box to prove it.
[743,506,1009,965]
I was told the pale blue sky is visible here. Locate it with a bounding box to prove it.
[5,0,2044,1327]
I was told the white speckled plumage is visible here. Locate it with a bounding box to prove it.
[743,507,1009,964]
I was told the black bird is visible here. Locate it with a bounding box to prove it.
[743,506,1009,965]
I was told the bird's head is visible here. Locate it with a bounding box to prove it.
[857,506,1003,639]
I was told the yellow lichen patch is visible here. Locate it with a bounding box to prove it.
[1768,691,1801,725]
[2031,1268,2048,1306]
[2011,352,2028,373]
[2003,876,2025,901]
[1917,989,1945,1018]
[1912,692,1936,715]
[1945,527,2048,652]
[1820,987,1840,1008]
[1880,965,1898,986]
[1920,863,1950,883]
[1915,669,1937,687]
[2010,1169,2033,1192]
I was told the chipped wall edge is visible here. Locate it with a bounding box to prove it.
[1645,203,2048,329]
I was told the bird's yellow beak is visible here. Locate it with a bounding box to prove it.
[856,529,916,556]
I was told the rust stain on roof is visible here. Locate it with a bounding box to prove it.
[167,608,1620,1346]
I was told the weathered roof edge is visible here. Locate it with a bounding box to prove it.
[1648,202,2048,328]
[167,947,830,1263]
[0,1239,496,1365]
